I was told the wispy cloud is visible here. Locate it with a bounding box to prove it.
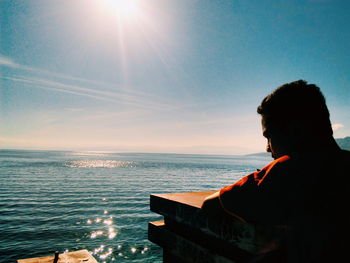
[0,54,112,86]
[332,123,344,131]
[0,54,185,110]
[2,75,166,109]
[0,55,19,68]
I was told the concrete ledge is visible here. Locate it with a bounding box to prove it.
[149,220,237,263]
[149,191,283,263]
[17,249,98,263]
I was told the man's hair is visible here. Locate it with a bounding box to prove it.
[257,80,333,136]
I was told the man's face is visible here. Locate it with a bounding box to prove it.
[261,116,290,159]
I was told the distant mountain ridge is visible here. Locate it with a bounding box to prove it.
[245,152,271,157]
[336,137,350,151]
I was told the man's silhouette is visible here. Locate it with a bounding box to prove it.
[202,80,350,262]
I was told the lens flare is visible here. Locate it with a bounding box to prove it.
[103,0,141,21]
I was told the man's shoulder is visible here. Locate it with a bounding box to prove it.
[285,149,349,164]
[259,151,346,180]
[261,155,291,171]
[289,149,350,181]
[335,149,350,172]
[340,149,350,158]
[254,155,294,183]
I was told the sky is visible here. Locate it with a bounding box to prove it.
[1,0,349,155]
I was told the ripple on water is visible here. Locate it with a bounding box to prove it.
[0,150,269,263]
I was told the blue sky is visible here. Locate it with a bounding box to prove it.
[1,0,349,154]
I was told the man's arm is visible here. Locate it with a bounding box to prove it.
[201,191,227,217]
[201,168,268,222]
[201,190,247,221]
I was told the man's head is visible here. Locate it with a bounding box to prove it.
[257,80,334,159]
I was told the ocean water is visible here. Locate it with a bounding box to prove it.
[0,150,271,263]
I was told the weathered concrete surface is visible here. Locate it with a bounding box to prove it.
[17,249,98,263]
[149,191,283,263]
[151,191,216,209]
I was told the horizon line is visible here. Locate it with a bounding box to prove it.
[0,147,271,157]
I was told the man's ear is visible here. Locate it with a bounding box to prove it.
[286,120,310,139]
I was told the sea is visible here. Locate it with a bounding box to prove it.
[0,149,271,263]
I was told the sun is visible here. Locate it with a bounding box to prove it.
[103,0,141,20]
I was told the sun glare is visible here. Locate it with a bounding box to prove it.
[103,0,141,20]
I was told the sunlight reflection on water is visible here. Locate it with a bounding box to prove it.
[65,160,135,168]
[85,205,155,261]
[69,151,113,157]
